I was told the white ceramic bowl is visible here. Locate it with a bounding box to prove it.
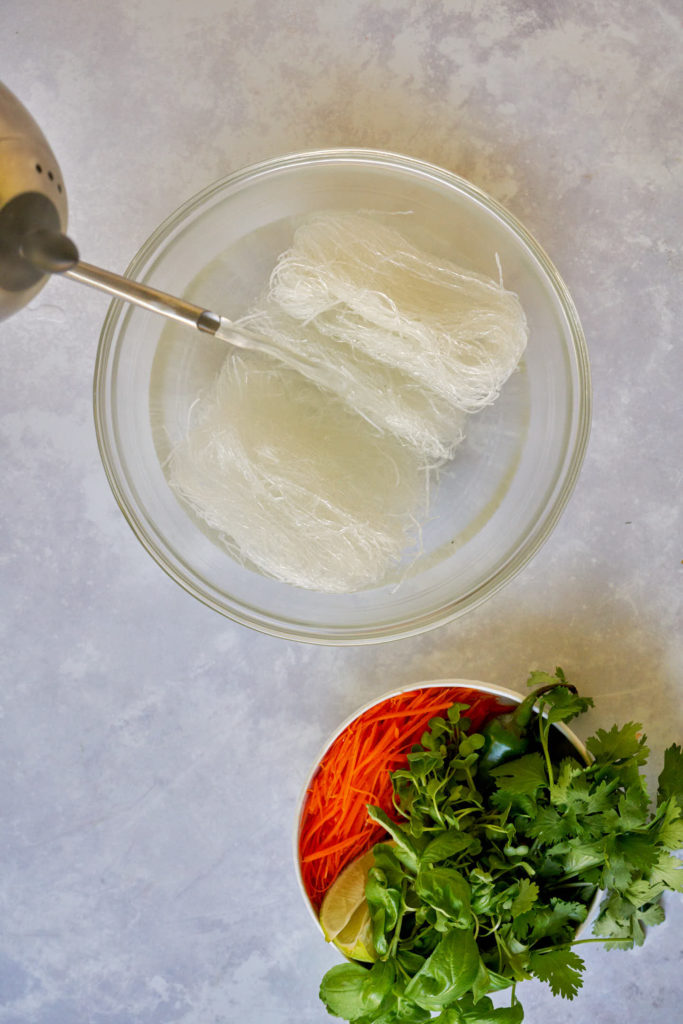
[295,678,590,927]
[94,150,590,644]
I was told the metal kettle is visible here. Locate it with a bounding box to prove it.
[0,83,323,374]
[0,82,69,320]
[0,81,219,332]
[0,82,278,357]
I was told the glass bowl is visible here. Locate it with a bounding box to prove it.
[93,149,590,644]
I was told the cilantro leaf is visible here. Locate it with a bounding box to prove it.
[525,667,583,695]
[526,669,565,689]
[639,902,666,927]
[523,899,589,944]
[592,892,638,948]
[615,786,650,830]
[586,722,649,766]
[525,806,569,842]
[552,758,585,802]
[607,832,660,877]
[540,687,594,726]
[489,787,538,819]
[553,837,605,875]
[649,851,683,892]
[490,752,548,795]
[625,877,666,906]
[510,879,539,917]
[657,743,683,808]
[584,778,622,814]
[653,798,683,851]
[593,891,668,949]
[529,948,585,999]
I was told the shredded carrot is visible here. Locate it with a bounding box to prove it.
[298,686,511,910]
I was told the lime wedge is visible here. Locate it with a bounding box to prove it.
[333,900,376,962]
[319,847,377,956]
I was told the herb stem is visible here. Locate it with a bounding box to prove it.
[538,710,556,801]
[388,879,408,960]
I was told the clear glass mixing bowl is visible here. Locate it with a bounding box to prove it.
[93,149,590,644]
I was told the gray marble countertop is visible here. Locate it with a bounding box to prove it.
[1,2,681,1022]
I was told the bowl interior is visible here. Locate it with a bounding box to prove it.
[94,150,590,643]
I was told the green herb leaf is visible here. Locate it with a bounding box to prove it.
[366,806,420,874]
[654,798,683,851]
[415,866,472,927]
[320,960,395,1020]
[447,703,474,725]
[366,868,402,957]
[521,898,588,945]
[649,851,683,892]
[657,744,683,808]
[529,948,585,999]
[524,807,568,842]
[593,890,668,949]
[422,830,477,865]
[432,994,524,1024]
[509,879,539,917]
[586,722,649,767]
[540,688,594,727]
[459,733,486,758]
[555,838,605,875]
[404,929,481,1011]
[625,878,666,906]
[615,786,650,830]
[490,753,548,795]
[526,670,563,689]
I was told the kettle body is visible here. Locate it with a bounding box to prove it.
[0,82,68,320]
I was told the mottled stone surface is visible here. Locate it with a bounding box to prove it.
[0,2,681,1021]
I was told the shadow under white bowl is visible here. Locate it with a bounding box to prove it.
[93,149,590,644]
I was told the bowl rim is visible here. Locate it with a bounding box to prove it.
[293,677,591,931]
[93,148,591,645]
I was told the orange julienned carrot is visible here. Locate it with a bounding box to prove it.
[298,686,510,910]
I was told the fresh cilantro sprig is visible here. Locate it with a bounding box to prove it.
[318,669,683,1024]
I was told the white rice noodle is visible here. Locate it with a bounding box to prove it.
[238,301,466,462]
[169,352,427,593]
[169,212,528,592]
[265,211,528,415]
